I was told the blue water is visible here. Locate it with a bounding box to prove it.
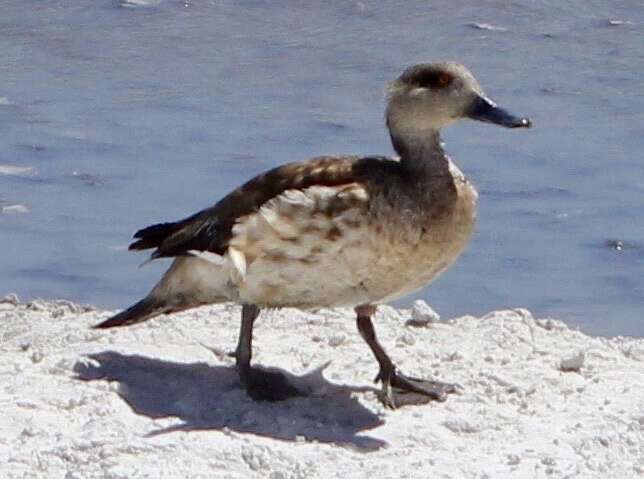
[1,0,643,337]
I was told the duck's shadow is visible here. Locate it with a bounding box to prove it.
[74,351,386,450]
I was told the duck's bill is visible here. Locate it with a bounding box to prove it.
[467,95,532,128]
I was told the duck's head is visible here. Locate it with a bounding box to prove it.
[386,62,532,136]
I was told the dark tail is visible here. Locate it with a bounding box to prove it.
[94,297,169,329]
[128,221,184,251]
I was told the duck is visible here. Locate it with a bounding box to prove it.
[95,62,531,408]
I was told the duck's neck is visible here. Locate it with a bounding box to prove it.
[390,129,451,177]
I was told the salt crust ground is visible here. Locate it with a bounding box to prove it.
[1,296,642,479]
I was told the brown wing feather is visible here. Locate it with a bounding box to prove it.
[129,155,398,259]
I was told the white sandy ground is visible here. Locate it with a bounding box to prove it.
[1,296,642,479]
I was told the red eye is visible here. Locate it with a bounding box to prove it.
[405,68,455,90]
[437,73,452,88]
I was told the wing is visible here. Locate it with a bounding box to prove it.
[128,155,398,260]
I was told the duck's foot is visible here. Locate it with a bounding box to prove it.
[240,367,305,402]
[355,308,460,409]
[376,368,460,408]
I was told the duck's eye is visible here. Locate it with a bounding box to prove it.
[415,71,454,90]
[436,73,452,88]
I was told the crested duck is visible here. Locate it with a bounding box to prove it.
[96,62,531,408]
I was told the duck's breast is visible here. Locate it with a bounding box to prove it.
[359,167,478,303]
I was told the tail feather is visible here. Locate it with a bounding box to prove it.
[128,208,208,253]
[129,221,183,251]
[94,297,169,329]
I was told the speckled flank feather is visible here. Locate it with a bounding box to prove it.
[231,183,373,307]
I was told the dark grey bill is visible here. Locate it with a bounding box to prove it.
[467,95,532,128]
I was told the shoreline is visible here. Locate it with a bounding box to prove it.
[1,297,642,478]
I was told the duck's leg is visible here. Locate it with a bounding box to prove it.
[235,304,304,401]
[355,304,458,408]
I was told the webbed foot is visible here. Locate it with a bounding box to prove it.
[376,368,460,408]
[355,306,460,409]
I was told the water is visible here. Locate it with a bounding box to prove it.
[1,0,643,337]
